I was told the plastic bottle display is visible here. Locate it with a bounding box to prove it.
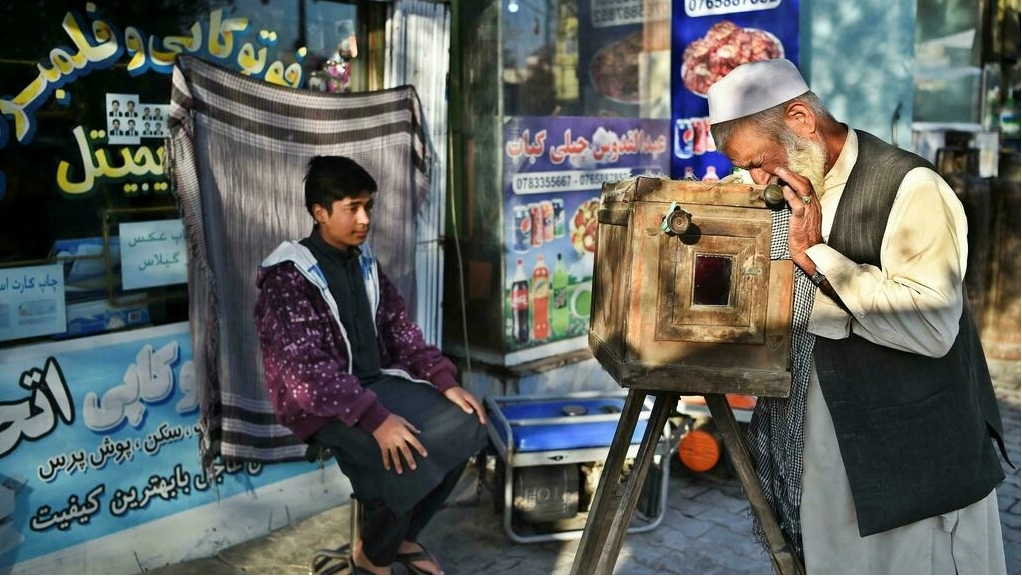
[511,259,530,344]
[531,255,550,341]
[701,165,719,182]
[552,253,569,337]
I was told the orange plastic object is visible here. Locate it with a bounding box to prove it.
[679,393,757,411]
[678,427,722,472]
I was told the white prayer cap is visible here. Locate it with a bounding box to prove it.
[707,59,810,125]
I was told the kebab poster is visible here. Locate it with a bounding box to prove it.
[670,0,801,180]
[502,115,670,351]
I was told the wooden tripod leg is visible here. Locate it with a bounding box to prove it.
[593,391,677,573]
[571,389,646,574]
[572,390,676,575]
[704,394,804,575]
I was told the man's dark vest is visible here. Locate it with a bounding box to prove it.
[813,130,1007,537]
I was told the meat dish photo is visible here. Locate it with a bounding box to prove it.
[590,31,643,104]
[681,20,784,97]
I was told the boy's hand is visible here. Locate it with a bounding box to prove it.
[371,414,427,474]
[444,387,486,425]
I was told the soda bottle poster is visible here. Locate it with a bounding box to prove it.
[502,116,670,352]
[670,0,801,180]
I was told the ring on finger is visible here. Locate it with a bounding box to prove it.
[801,195,812,204]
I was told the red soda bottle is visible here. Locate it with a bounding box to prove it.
[511,259,530,344]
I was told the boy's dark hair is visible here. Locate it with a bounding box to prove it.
[304,156,378,216]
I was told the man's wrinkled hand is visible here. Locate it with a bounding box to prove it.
[371,414,427,474]
[444,387,486,425]
[777,166,824,274]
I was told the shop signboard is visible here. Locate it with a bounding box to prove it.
[0,5,306,200]
[0,4,310,343]
[0,322,319,568]
[670,0,801,180]
[0,265,66,342]
[118,220,188,290]
[502,116,670,355]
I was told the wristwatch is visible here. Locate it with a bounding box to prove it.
[810,270,826,286]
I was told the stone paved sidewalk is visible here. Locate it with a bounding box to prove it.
[149,359,1020,575]
[424,358,1020,575]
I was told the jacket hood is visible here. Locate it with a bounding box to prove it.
[256,241,326,289]
[256,240,381,318]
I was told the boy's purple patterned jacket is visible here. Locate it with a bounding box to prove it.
[254,241,458,441]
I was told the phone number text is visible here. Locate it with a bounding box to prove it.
[512,169,633,195]
[685,0,781,18]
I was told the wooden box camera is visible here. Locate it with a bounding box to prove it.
[589,176,793,398]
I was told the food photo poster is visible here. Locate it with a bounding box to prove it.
[501,116,670,351]
[670,1,801,180]
[496,0,798,353]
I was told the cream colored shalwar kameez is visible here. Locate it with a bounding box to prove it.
[799,130,1006,574]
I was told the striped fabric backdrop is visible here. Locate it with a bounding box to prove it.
[166,55,431,466]
[385,0,452,347]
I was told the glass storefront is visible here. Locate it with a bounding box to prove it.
[0,2,389,570]
[446,0,673,367]
[0,0,363,349]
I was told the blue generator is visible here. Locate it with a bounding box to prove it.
[484,392,670,543]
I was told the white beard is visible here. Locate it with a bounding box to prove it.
[785,137,828,198]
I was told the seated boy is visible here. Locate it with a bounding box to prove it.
[255,156,488,574]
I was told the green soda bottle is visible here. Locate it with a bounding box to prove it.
[552,253,570,337]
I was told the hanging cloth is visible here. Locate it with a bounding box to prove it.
[166,55,430,467]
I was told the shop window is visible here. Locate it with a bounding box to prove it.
[0,0,363,348]
[913,0,1020,131]
[501,0,671,119]
[913,0,987,124]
